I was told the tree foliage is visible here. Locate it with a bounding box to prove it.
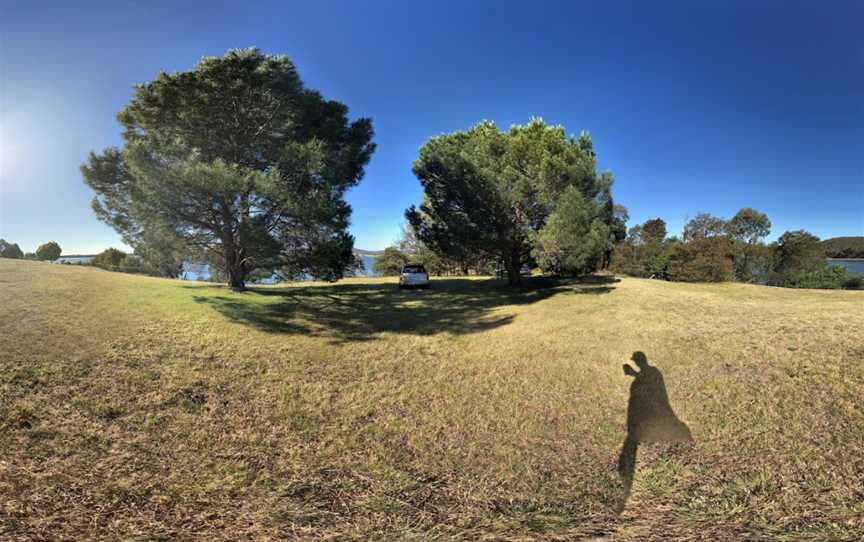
[769,230,826,286]
[641,218,667,245]
[82,48,374,289]
[611,218,669,278]
[728,207,772,282]
[92,248,128,269]
[133,226,185,278]
[372,247,409,276]
[406,119,616,284]
[0,239,24,259]
[667,213,733,282]
[728,208,771,245]
[36,241,62,261]
[397,220,492,275]
[532,185,612,274]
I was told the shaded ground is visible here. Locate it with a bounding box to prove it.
[191,275,617,341]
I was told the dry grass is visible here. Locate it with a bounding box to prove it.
[1,258,862,540]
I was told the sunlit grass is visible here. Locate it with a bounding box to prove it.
[1,259,862,540]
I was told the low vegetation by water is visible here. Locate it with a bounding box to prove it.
[2,259,863,540]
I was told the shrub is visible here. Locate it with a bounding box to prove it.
[772,266,849,289]
[668,246,734,282]
[92,248,128,270]
[842,275,863,290]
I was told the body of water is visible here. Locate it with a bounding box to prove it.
[356,255,378,277]
[54,255,96,264]
[178,254,380,282]
[827,259,864,276]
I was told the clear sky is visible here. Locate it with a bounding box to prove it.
[1,0,862,254]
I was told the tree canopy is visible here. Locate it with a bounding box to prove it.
[772,230,825,276]
[36,241,62,261]
[406,119,616,284]
[667,213,733,282]
[0,239,24,259]
[728,208,771,245]
[728,207,772,282]
[82,48,375,289]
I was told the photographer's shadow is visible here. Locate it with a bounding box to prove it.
[617,352,692,513]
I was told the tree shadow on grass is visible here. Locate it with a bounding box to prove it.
[190,275,616,342]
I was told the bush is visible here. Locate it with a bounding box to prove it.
[666,214,733,282]
[843,275,864,290]
[732,242,774,284]
[667,246,734,282]
[610,219,671,279]
[771,266,849,289]
[92,248,127,269]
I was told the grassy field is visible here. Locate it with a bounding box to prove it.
[1,258,862,541]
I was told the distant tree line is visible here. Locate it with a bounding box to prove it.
[822,237,864,259]
[612,209,861,290]
[0,240,63,261]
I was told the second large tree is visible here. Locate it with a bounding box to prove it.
[406,119,616,285]
[82,49,374,289]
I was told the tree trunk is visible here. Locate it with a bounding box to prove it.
[228,267,246,290]
[224,246,247,291]
[504,247,522,286]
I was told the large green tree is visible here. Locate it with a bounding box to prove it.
[82,48,374,289]
[406,119,615,285]
[0,239,24,259]
[36,241,62,261]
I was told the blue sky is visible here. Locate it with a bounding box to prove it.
[1,0,862,254]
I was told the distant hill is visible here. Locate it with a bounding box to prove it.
[822,237,864,259]
[353,249,384,257]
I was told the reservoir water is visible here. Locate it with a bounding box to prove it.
[827,259,864,276]
[179,254,380,282]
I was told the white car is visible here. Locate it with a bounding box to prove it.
[398,264,430,289]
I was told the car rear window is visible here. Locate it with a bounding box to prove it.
[402,266,426,273]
